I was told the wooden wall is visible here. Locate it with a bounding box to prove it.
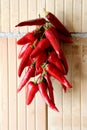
[0,0,87,130]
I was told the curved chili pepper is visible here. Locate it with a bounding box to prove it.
[49,26,73,43]
[38,80,59,112]
[46,12,71,37]
[61,84,67,93]
[18,44,34,77]
[44,73,54,103]
[59,49,68,74]
[31,38,50,58]
[26,81,38,105]
[57,32,73,43]
[36,51,47,71]
[45,63,72,89]
[48,51,66,75]
[45,27,61,58]
[17,65,35,93]
[17,31,36,45]
[18,43,29,58]
[15,18,46,27]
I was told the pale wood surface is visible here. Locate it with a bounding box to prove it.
[0,0,87,32]
[0,39,87,129]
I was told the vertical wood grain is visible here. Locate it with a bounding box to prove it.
[0,38,9,130]
[82,0,87,32]
[48,79,63,130]
[81,39,87,130]
[28,0,37,31]
[27,100,35,130]
[63,44,72,130]
[55,0,64,22]
[72,42,81,130]
[8,38,17,130]
[1,0,9,32]
[27,1,37,129]
[64,0,73,31]
[17,42,26,130]
[19,0,28,32]
[10,0,19,32]
[37,0,46,17]
[73,0,82,32]
[46,0,55,13]
[36,93,47,130]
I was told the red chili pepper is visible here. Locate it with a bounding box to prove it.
[26,81,38,105]
[17,31,36,45]
[15,18,46,27]
[31,38,50,58]
[45,63,72,89]
[18,43,29,59]
[59,49,68,74]
[49,26,73,43]
[48,51,66,75]
[38,79,59,112]
[35,66,43,75]
[18,44,34,77]
[44,73,54,104]
[17,65,35,93]
[26,57,35,67]
[46,12,71,37]
[36,51,47,71]
[57,32,73,43]
[61,84,67,93]
[45,27,62,58]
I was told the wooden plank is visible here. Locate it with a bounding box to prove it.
[46,0,55,13]
[62,43,72,130]
[8,38,17,130]
[28,0,37,31]
[10,0,19,32]
[19,0,28,32]
[72,41,81,130]
[55,0,63,22]
[0,38,9,130]
[27,100,35,130]
[17,39,27,130]
[1,0,9,32]
[82,0,87,32]
[36,93,47,130]
[64,0,73,32]
[73,0,82,32]
[37,0,46,17]
[27,1,37,129]
[81,39,87,130]
[48,79,63,130]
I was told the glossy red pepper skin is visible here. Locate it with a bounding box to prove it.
[38,81,58,111]
[45,63,72,89]
[17,65,35,93]
[15,18,46,27]
[36,51,47,71]
[59,49,68,74]
[46,12,71,37]
[26,81,38,105]
[48,51,66,75]
[17,31,35,45]
[44,74,54,104]
[61,84,67,93]
[18,43,29,58]
[18,45,34,77]
[45,27,61,58]
[31,38,50,58]
[57,32,73,43]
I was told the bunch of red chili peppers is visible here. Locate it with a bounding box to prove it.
[16,11,73,112]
